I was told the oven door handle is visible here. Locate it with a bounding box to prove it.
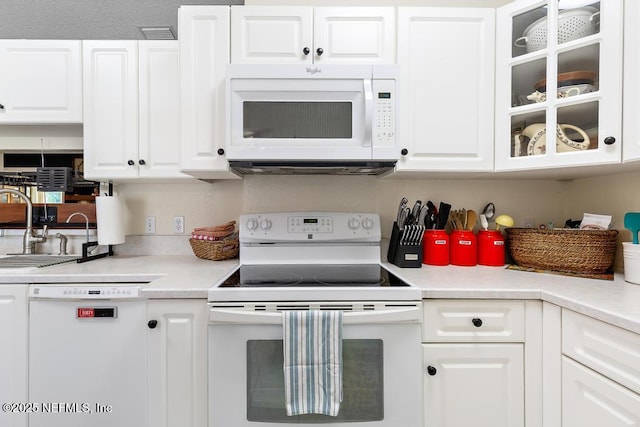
[209,306,422,325]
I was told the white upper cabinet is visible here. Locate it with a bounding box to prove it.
[231,6,312,64]
[231,6,395,64]
[83,40,188,181]
[623,0,640,163]
[179,6,238,179]
[138,41,188,179]
[83,41,139,180]
[495,0,623,172]
[314,7,396,64]
[0,40,82,123]
[396,8,495,173]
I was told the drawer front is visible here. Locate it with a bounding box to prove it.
[562,356,640,427]
[422,300,526,342]
[563,309,640,395]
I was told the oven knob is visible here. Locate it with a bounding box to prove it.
[362,217,375,230]
[260,219,272,230]
[348,218,361,229]
[246,218,259,231]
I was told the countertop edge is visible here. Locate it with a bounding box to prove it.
[4,255,640,335]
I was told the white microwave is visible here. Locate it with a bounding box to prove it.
[225,64,399,175]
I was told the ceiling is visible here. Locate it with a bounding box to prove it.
[1,0,243,40]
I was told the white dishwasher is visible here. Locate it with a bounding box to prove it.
[28,284,147,427]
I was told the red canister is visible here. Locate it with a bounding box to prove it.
[450,230,477,266]
[477,230,505,266]
[422,230,449,266]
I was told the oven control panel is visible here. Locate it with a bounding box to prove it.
[240,212,381,242]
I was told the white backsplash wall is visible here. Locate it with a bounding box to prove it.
[115,179,244,236]
[113,169,640,273]
[116,175,568,240]
[564,169,640,271]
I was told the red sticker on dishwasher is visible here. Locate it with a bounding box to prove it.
[77,308,95,318]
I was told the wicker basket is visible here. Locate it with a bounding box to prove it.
[506,228,618,274]
[189,233,239,261]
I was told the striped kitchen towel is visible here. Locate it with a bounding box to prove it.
[283,310,343,417]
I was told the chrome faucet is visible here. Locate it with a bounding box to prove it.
[0,188,48,254]
[65,212,90,245]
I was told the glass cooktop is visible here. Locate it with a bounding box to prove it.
[219,264,410,288]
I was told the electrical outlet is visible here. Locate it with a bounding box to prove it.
[145,216,156,234]
[523,217,536,228]
[174,216,185,234]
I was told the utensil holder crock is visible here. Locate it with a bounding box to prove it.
[450,230,477,266]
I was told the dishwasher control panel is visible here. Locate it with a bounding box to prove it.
[30,285,141,299]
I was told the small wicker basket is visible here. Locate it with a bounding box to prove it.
[189,233,239,261]
[506,228,618,274]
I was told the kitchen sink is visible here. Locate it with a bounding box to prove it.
[0,255,81,269]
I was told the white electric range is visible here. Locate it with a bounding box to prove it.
[208,211,421,302]
[207,212,423,427]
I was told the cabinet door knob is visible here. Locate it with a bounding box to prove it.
[138,159,146,165]
[401,148,408,156]
[604,136,616,145]
[147,320,158,329]
[0,104,4,110]
[303,47,310,56]
[472,317,483,327]
[316,47,324,56]
[427,365,437,376]
[127,160,135,166]
[217,148,225,156]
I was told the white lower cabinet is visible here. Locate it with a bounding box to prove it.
[0,285,28,427]
[147,299,208,427]
[423,343,524,427]
[561,309,640,426]
[422,299,542,427]
[563,356,640,426]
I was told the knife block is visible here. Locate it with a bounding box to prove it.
[387,222,423,268]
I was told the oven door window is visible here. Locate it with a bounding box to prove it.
[246,339,383,423]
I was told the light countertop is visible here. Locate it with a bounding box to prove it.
[3,254,640,334]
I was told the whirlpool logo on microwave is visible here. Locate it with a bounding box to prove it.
[306,67,321,75]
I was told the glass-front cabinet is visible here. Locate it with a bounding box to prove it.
[495,0,622,172]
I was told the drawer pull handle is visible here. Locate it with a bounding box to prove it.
[426,365,437,376]
[148,320,158,329]
[472,317,483,327]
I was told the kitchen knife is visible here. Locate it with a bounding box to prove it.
[437,202,452,230]
[409,200,422,225]
[417,205,428,227]
[398,207,410,231]
[425,201,437,228]
[396,197,408,225]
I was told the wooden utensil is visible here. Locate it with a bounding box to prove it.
[466,210,477,231]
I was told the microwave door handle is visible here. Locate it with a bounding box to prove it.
[364,79,373,147]
[209,306,421,325]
